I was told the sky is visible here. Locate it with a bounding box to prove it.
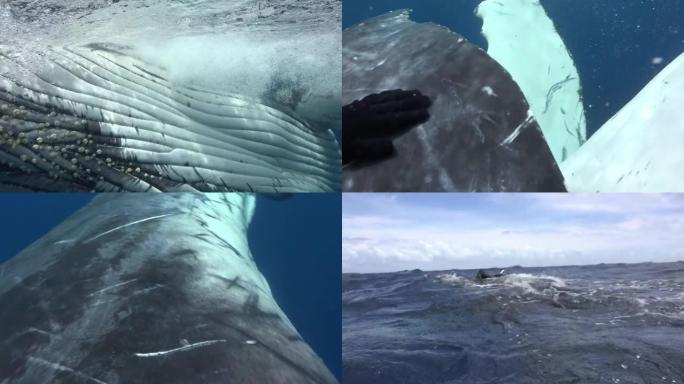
[343,194,684,273]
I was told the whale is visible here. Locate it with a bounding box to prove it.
[560,53,684,192]
[476,0,587,164]
[476,0,682,192]
[342,10,566,192]
[0,193,337,383]
[475,269,506,281]
[0,0,341,192]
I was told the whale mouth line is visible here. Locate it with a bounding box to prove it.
[0,44,341,192]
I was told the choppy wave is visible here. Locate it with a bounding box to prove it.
[344,262,684,384]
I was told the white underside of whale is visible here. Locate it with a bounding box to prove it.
[476,0,587,163]
[561,53,684,192]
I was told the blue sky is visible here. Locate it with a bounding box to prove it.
[343,194,684,273]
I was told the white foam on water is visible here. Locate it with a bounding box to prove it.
[500,273,567,295]
[436,273,471,287]
[437,272,569,296]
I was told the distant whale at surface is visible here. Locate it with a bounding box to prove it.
[475,269,506,281]
[0,193,337,383]
[0,0,341,192]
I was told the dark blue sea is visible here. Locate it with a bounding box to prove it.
[343,0,684,137]
[343,262,684,383]
[0,193,341,379]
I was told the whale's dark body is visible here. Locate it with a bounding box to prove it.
[342,10,566,192]
[0,194,337,383]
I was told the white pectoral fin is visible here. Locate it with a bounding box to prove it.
[477,0,587,163]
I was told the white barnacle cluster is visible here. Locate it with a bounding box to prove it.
[0,100,166,189]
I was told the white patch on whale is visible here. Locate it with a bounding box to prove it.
[476,0,587,163]
[561,53,684,192]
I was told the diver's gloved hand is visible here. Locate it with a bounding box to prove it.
[343,89,431,165]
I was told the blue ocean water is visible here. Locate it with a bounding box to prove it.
[250,194,342,379]
[0,193,94,261]
[343,262,684,383]
[343,0,684,137]
[0,193,341,379]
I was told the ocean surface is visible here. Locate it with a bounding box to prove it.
[343,0,684,137]
[0,193,342,379]
[343,262,684,383]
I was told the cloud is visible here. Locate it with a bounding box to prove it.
[343,194,684,273]
[531,193,684,215]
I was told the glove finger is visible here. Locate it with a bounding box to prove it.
[369,109,430,139]
[347,139,396,163]
[362,89,412,104]
[370,93,431,114]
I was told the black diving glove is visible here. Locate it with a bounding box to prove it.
[343,89,431,165]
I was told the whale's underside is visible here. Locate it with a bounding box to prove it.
[0,193,337,383]
[476,0,587,164]
[561,52,684,192]
[0,45,340,192]
[342,10,566,192]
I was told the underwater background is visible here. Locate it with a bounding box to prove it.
[343,0,684,137]
[0,193,342,379]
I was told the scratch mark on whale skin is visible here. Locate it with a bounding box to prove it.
[83,213,176,243]
[134,339,227,357]
[542,75,575,114]
[86,278,138,297]
[499,111,536,147]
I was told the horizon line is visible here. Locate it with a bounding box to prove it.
[342,259,684,275]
